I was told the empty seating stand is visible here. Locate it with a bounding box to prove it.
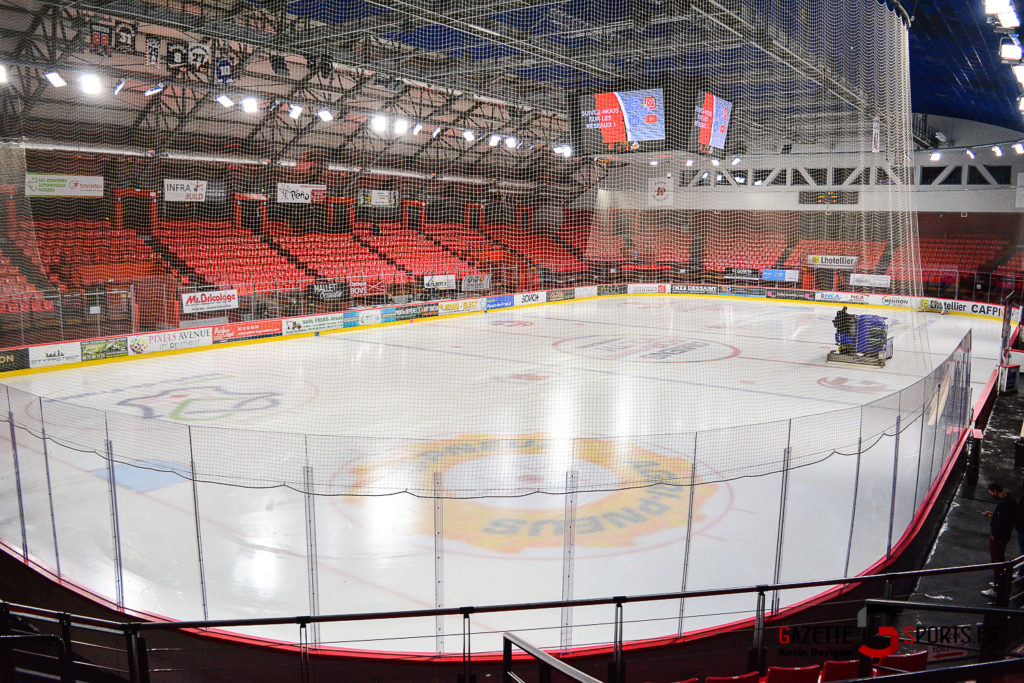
[154,219,312,295]
[891,236,1007,283]
[483,224,585,274]
[355,225,479,277]
[704,230,787,273]
[268,223,410,283]
[784,239,886,271]
[0,251,53,314]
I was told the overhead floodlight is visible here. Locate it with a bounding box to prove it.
[650,160,658,166]
[966,148,977,159]
[731,157,741,165]
[986,0,1012,12]
[552,145,564,155]
[411,123,423,135]
[488,133,501,146]
[144,82,165,97]
[505,136,517,148]
[736,176,747,184]
[317,108,334,122]
[79,73,103,95]
[701,172,710,179]
[561,145,572,158]
[1015,142,1024,154]
[393,118,410,135]
[370,114,388,133]
[241,97,259,113]
[1000,39,1023,61]
[432,126,442,138]
[216,94,233,107]
[929,152,941,161]
[993,145,1004,156]
[0,65,7,85]
[998,10,1021,28]
[289,104,303,119]
[1014,64,1024,86]
[44,71,66,87]
[710,158,720,166]
[685,159,694,167]
[113,79,125,96]
[462,129,475,142]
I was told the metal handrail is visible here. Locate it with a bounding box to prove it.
[502,632,602,683]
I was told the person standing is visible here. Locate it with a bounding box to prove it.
[982,482,1017,598]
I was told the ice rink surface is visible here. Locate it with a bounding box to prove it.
[0,296,1001,653]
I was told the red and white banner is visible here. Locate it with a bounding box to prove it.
[25,174,104,198]
[350,279,386,297]
[276,183,327,204]
[181,289,239,314]
[212,319,282,342]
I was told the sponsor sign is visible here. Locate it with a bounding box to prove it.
[724,267,760,281]
[396,305,420,321]
[807,254,859,269]
[350,279,386,297]
[486,295,514,311]
[206,181,227,202]
[917,298,1005,318]
[515,291,547,306]
[815,292,884,305]
[212,320,282,343]
[721,286,765,297]
[357,189,397,207]
[598,284,628,296]
[380,308,397,323]
[547,287,576,301]
[0,348,29,372]
[849,273,892,288]
[575,285,598,298]
[163,179,207,202]
[282,314,346,336]
[128,328,211,355]
[25,174,104,198]
[648,178,673,207]
[439,299,484,315]
[461,273,492,292]
[671,284,720,295]
[181,289,239,314]
[628,284,668,294]
[880,295,914,308]
[308,280,348,301]
[276,183,327,204]
[358,309,383,326]
[765,289,814,301]
[762,269,799,283]
[29,342,82,368]
[424,274,457,290]
[81,337,128,361]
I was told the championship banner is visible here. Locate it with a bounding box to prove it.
[648,177,673,206]
[849,273,891,288]
[163,179,207,202]
[424,274,456,290]
[461,273,492,292]
[807,254,859,269]
[181,289,238,314]
[25,174,104,198]
[277,183,327,204]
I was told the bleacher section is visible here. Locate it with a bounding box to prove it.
[154,220,313,295]
[483,224,585,274]
[889,237,1008,282]
[784,239,887,271]
[703,230,787,272]
[268,222,409,282]
[0,251,53,314]
[354,225,479,277]
[420,223,530,272]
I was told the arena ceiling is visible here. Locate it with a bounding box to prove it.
[0,0,1019,180]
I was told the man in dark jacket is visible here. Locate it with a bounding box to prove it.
[982,482,1017,598]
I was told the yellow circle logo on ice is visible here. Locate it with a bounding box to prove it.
[351,435,719,554]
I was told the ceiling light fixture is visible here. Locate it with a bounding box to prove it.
[317,109,333,122]
[44,71,66,87]
[79,73,103,95]
[113,79,125,96]
[289,104,303,119]
[370,115,388,133]
[393,118,410,135]
[241,97,259,113]
[216,94,234,107]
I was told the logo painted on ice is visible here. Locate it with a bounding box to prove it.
[117,384,282,422]
[554,334,739,363]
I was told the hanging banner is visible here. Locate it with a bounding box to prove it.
[647,177,673,206]
[807,254,859,269]
[276,183,327,204]
[145,36,161,65]
[114,22,137,53]
[761,269,800,283]
[25,174,104,198]
[90,23,112,55]
[849,273,892,288]
[188,43,211,72]
[461,273,492,292]
[215,56,235,84]
[357,189,397,207]
[871,116,881,154]
[350,279,386,297]
[181,289,239,314]
[167,41,188,70]
[424,274,456,290]
[163,179,207,202]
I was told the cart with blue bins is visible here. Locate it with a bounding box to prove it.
[827,311,894,367]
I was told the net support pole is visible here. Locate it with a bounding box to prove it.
[302,462,320,646]
[560,469,579,653]
[7,409,28,559]
[433,470,445,655]
[677,432,699,636]
[843,408,864,578]
[770,420,793,615]
[38,398,61,578]
[187,426,209,621]
[104,416,125,609]
[913,399,926,514]
[886,408,903,560]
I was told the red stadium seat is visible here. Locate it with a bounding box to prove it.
[705,672,759,683]
[874,650,927,675]
[820,659,860,682]
[765,664,820,682]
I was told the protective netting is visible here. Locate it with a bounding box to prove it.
[0,0,927,495]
